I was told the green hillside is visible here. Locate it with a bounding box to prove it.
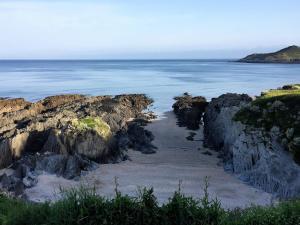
[239,45,300,63]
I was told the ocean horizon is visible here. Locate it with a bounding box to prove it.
[1,59,300,113]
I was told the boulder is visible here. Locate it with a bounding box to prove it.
[172,93,208,130]
[126,122,157,154]
[63,156,81,179]
[22,172,38,188]
[35,153,98,179]
[0,173,25,196]
[36,154,68,176]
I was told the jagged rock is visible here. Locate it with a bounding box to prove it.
[0,94,156,196]
[36,155,68,176]
[0,98,31,114]
[22,172,38,188]
[172,93,208,130]
[63,156,81,179]
[42,128,112,162]
[0,152,98,197]
[126,122,157,154]
[35,153,98,179]
[0,173,25,196]
[204,93,300,199]
[112,121,157,154]
[204,93,252,149]
[13,164,30,179]
[0,94,154,168]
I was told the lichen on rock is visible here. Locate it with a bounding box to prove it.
[71,117,112,141]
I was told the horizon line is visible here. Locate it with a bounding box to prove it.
[0,58,238,61]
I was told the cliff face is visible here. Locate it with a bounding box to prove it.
[239,45,300,63]
[204,93,300,198]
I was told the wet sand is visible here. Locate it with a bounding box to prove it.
[25,112,272,209]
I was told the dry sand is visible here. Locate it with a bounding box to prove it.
[25,112,272,209]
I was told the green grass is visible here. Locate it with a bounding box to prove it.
[0,183,300,225]
[261,89,300,98]
[71,116,112,140]
[257,85,300,103]
[234,85,300,164]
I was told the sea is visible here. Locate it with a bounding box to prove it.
[0,60,300,113]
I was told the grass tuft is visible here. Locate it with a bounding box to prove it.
[0,183,300,225]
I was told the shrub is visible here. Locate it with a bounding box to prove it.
[0,186,299,225]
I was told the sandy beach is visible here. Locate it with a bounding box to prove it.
[24,111,272,209]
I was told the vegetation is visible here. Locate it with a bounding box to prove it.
[71,116,112,140]
[234,84,300,163]
[239,45,300,63]
[0,182,300,225]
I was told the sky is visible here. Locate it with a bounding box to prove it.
[0,0,299,59]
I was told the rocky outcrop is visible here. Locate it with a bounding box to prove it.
[120,121,157,154]
[0,94,154,169]
[173,93,208,130]
[0,152,98,196]
[204,93,300,198]
[35,153,98,179]
[0,94,155,196]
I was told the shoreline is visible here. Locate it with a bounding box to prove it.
[1,88,299,208]
[24,111,272,209]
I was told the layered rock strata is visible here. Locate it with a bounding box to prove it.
[204,93,300,198]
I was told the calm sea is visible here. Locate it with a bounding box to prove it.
[0,60,300,113]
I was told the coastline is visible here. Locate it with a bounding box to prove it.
[1,85,300,208]
[24,111,272,209]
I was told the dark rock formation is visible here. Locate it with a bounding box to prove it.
[204,93,252,149]
[238,45,300,63]
[204,93,300,198]
[35,153,98,179]
[0,94,156,196]
[126,121,157,154]
[0,173,25,196]
[0,151,99,196]
[172,93,208,130]
[111,119,157,155]
[0,94,154,169]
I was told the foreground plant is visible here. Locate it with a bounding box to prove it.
[0,181,299,225]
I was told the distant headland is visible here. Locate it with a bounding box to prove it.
[238,45,300,63]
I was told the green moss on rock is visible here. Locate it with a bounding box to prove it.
[71,116,112,140]
[234,84,300,164]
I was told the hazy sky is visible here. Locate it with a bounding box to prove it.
[0,0,299,59]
